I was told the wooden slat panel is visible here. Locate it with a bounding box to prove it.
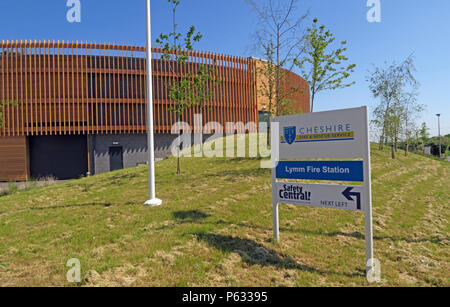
[0,136,28,181]
[6,40,10,136]
[0,41,261,137]
[108,43,112,134]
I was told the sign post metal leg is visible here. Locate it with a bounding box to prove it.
[365,206,374,272]
[271,121,280,241]
[272,163,279,241]
[363,106,374,274]
[273,202,279,241]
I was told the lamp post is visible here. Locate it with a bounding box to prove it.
[436,114,442,158]
[144,0,162,207]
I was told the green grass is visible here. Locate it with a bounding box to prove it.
[0,141,448,287]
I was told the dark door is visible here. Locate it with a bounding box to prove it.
[109,147,123,171]
[29,135,88,180]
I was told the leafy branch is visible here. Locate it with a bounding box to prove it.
[156,0,220,174]
[294,18,356,112]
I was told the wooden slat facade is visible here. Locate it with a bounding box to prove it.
[0,40,258,137]
[0,136,28,181]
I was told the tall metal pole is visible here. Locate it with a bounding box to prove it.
[437,114,442,158]
[144,0,162,207]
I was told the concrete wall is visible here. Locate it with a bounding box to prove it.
[89,133,212,175]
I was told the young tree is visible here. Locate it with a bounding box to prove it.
[381,95,404,159]
[256,42,301,147]
[0,101,18,129]
[256,42,276,146]
[371,84,406,159]
[367,56,417,153]
[419,122,430,149]
[408,123,420,152]
[247,0,308,116]
[294,18,356,112]
[156,0,219,174]
[400,91,424,156]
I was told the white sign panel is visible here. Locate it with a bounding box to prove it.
[276,182,365,212]
[271,106,374,275]
[274,107,366,160]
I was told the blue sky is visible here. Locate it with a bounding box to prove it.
[0,0,448,136]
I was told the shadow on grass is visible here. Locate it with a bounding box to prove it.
[196,233,315,271]
[196,233,366,278]
[30,203,113,211]
[214,219,448,245]
[211,220,449,246]
[147,212,448,246]
[173,210,211,222]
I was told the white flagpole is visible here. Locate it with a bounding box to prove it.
[144,0,162,207]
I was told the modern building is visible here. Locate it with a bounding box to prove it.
[0,40,309,181]
[252,57,310,121]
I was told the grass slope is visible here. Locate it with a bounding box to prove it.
[0,143,448,287]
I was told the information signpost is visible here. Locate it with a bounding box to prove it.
[271,107,374,273]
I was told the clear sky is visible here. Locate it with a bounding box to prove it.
[0,0,448,136]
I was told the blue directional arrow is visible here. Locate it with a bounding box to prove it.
[342,187,361,210]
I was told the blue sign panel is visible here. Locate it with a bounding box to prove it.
[276,161,364,182]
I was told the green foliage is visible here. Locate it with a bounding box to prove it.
[426,135,450,154]
[0,101,18,128]
[156,0,219,121]
[156,0,219,174]
[367,56,420,157]
[166,65,218,117]
[406,126,450,157]
[257,42,303,117]
[257,41,276,116]
[420,122,430,145]
[7,182,19,195]
[156,1,202,63]
[295,18,356,112]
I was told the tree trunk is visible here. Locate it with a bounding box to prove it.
[380,100,391,151]
[177,113,182,175]
[177,151,181,174]
[395,134,398,152]
[391,144,396,159]
[310,90,315,113]
[276,32,280,116]
[405,127,409,156]
[269,29,281,116]
[379,122,386,151]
